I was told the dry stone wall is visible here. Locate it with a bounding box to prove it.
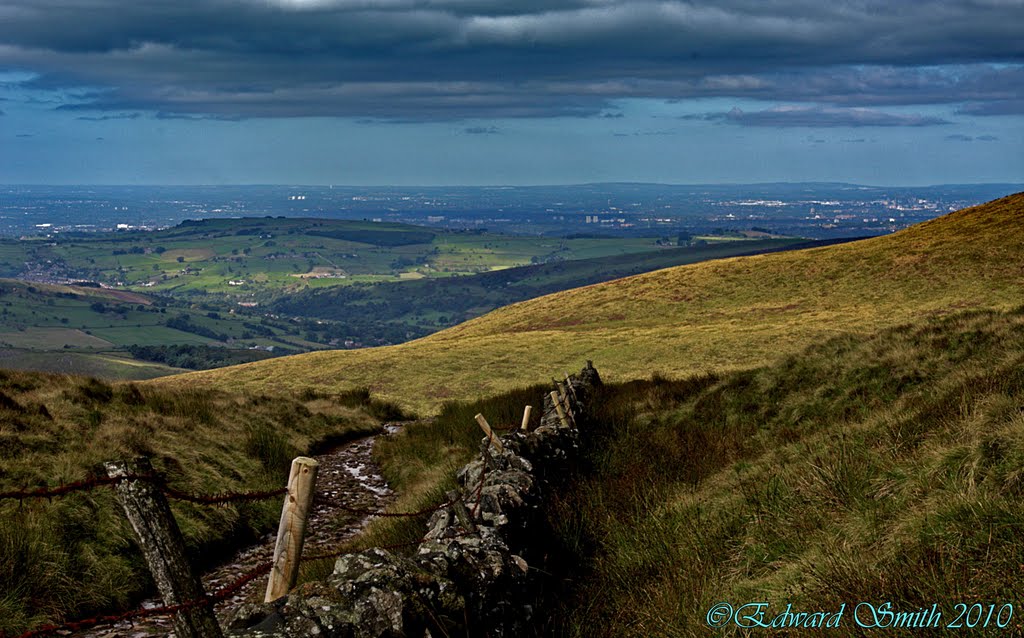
[227,362,601,638]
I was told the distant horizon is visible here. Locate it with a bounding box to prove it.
[5,181,1024,189]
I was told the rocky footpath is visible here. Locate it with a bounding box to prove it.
[227,362,601,638]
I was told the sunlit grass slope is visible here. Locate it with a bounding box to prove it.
[164,193,1024,414]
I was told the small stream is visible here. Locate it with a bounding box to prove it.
[78,427,399,637]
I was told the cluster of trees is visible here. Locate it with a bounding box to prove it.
[164,315,230,341]
[127,344,295,370]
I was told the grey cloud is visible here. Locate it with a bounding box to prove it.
[75,112,141,121]
[945,133,999,141]
[958,99,1024,115]
[0,1,1021,119]
[153,111,243,121]
[687,106,951,128]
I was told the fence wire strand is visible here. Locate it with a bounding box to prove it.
[5,377,575,638]
[5,457,495,638]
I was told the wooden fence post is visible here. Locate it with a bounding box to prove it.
[265,457,319,602]
[475,413,505,453]
[520,405,533,431]
[550,391,571,428]
[104,458,224,638]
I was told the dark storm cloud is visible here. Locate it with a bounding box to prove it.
[0,0,1022,120]
[684,106,950,128]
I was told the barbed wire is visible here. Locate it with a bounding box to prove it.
[5,459,495,638]
[160,483,288,505]
[0,474,149,502]
[4,379,578,638]
[0,473,289,506]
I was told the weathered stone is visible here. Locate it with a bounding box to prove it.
[229,364,599,638]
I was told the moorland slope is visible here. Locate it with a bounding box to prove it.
[167,193,1024,413]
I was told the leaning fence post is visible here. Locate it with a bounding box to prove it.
[104,458,224,638]
[550,391,571,428]
[475,413,505,453]
[520,405,533,431]
[265,457,319,603]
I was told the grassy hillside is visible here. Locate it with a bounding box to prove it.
[0,370,405,634]
[166,193,1024,414]
[549,305,1024,636]
[270,237,808,333]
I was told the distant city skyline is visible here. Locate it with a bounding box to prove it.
[1,1,1022,186]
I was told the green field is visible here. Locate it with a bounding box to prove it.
[0,280,315,377]
[7,218,675,295]
[0,349,185,379]
[0,327,114,349]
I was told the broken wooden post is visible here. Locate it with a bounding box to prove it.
[565,373,579,403]
[555,382,576,426]
[265,457,319,602]
[520,405,533,431]
[475,413,505,453]
[104,458,224,638]
[550,391,571,428]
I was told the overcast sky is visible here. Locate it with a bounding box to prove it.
[1,0,1021,185]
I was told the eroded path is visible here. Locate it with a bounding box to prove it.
[79,428,398,637]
